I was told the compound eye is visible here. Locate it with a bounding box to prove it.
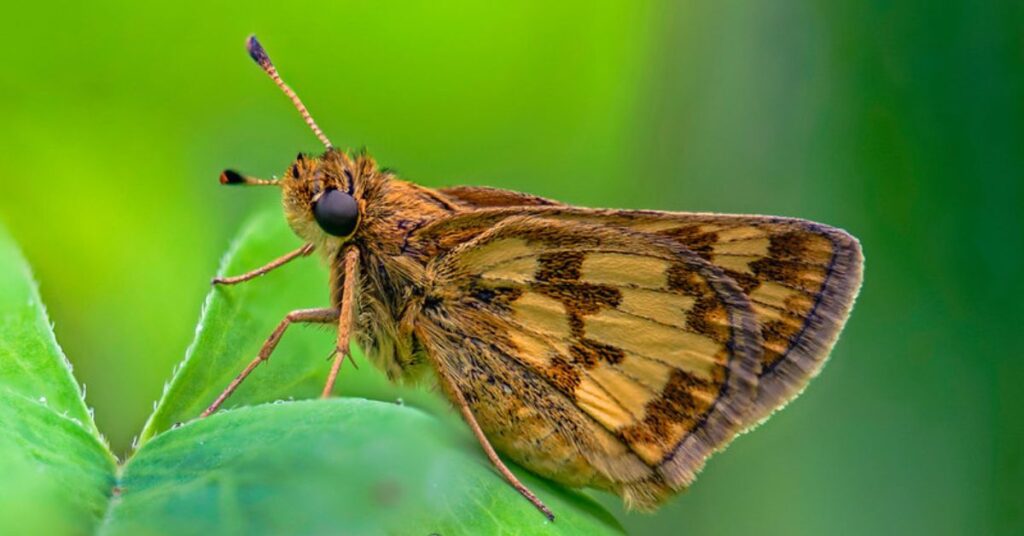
[312,189,359,237]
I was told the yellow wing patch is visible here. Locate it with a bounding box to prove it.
[583,308,724,379]
[579,253,673,288]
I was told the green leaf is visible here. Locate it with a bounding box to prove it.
[0,229,98,432]
[0,227,116,534]
[140,211,442,444]
[103,399,623,536]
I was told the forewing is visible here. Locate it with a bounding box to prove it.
[415,202,864,422]
[416,215,762,497]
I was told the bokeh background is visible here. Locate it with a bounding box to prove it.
[2,2,1021,534]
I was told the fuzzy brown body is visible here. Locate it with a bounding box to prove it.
[275,149,863,510]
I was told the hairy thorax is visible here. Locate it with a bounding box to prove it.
[308,156,462,384]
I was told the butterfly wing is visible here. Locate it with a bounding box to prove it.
[438,185,565,208]
[410,214,763,509]
[417,201,864,423]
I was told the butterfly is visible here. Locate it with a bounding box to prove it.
[203,35,864,521]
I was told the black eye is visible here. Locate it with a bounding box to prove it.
[313,189,359,237]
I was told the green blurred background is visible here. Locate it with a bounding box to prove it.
[1,1,1021,534]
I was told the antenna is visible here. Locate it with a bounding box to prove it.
[220,169,280,186]
[246,35,333,149]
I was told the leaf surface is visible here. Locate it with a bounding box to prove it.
[0,227,116,534]
[106,399,623,535]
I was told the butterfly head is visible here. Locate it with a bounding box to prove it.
[281,149,362,248]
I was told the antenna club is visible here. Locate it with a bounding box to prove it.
[220,169,246,184]
[246,35,273,68]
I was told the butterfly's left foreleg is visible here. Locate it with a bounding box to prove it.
[212,243,315,285]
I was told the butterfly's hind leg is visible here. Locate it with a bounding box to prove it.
[432,353,556,521]
[201,306,340,417]
[212,243,315,285]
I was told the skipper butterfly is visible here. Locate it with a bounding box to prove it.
[203,36,864,521]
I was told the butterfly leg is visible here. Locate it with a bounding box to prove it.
[322,247,360,398]
[201,306,340,417]
[433,357,556,521]
[212,243,315,285]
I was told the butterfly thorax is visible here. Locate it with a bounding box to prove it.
[345,174,466,383]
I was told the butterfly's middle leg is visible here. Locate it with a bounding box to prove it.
[201,306,340,417]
